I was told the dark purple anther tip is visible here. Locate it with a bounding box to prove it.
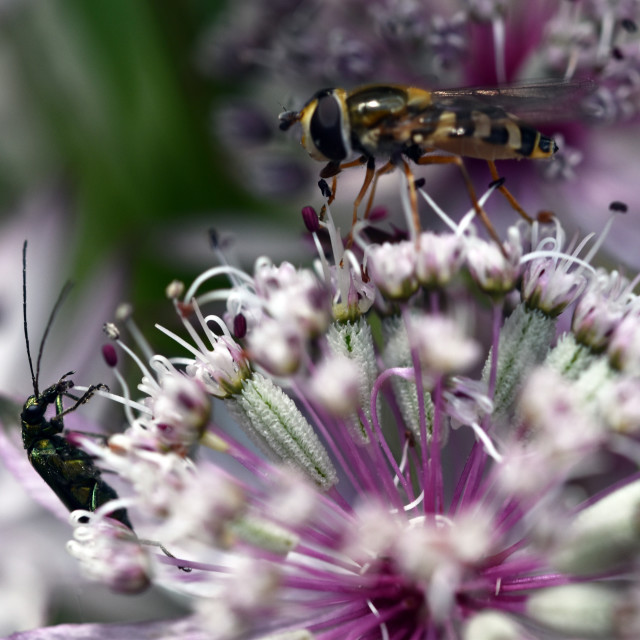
[367,206,388,222]
[609,201,628,213]
[102,344,118,368]
[622,18,637,33]
[302,206,321,233]
[234,313,247,339]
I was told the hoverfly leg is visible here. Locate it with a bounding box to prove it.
[325,156,369,209]
[352,156,376,227]
[340,156,368,171]
[329,176,338,205]
[318,178,333,200]
[399,158,423,238]
[415,154,506,253]
[319,162,340,206]
[363,160,395,219]
[320,160,341,179]
[487,160,533,223]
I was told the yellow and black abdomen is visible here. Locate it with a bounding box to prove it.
[419,105,558,161]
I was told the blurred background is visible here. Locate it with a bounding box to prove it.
[0,0,639,632]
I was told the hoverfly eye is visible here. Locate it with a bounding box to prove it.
[309,92,348,161]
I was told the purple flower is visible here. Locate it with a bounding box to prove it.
[9,172,640,639]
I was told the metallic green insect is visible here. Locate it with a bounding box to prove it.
[20,241,132,528]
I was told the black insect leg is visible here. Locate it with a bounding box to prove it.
[56,383,109,421]
[137,538,192,572]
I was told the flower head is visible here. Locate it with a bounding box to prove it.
[38,161,640,640]
[66,509,152,595]
[8,2,640,637]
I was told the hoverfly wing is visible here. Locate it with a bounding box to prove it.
[429,78,597,123]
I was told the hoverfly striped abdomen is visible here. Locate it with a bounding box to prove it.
[423,103,558,161]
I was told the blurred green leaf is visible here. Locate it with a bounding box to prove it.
[5,0,261,274]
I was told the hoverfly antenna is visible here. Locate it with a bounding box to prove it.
[22,240,74,397]
[278,110,300,131]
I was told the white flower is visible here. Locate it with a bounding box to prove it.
[309,353,362,417]
[416,231,466,288]
[66,512,151,594]
[247,317,305,375]
[466,227,522,295]
[408,313,481,376]
[367,240,419,299]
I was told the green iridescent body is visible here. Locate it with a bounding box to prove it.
[20,376,132,529]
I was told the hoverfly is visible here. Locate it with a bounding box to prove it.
[20,241,132,528]
[279,81,591,242]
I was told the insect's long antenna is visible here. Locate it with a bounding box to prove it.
[22,240,74,397]
[22,241,37,396]
[35,281,74,397]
